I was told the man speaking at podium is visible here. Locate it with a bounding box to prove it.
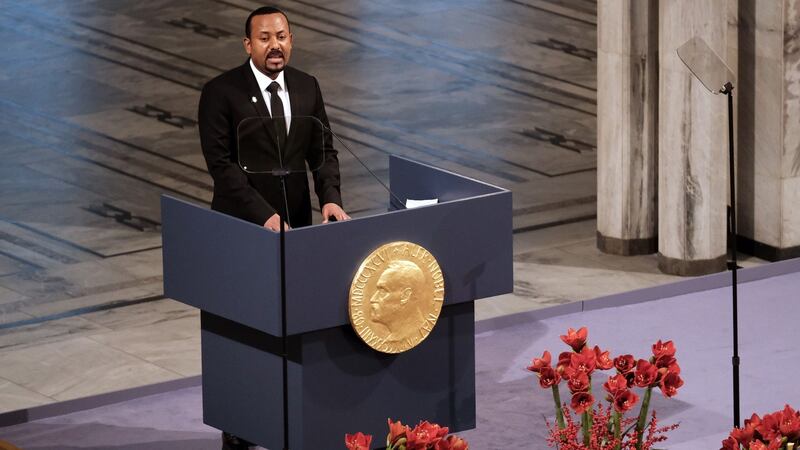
[198,6,350,449]
[199,6,350,234]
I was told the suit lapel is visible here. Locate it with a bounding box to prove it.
[239,61,282,164]
[241,61,270,119]
[285,67,301,153]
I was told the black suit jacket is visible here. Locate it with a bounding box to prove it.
[198,61,342,227]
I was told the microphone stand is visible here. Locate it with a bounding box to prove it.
[721,81,740,427]
[324,127,407,209]
[268,120,404,449]
[274,169,291,450]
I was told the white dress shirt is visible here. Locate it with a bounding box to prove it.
[249,58,292,132]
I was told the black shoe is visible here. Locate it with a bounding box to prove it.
[222,431,255,450]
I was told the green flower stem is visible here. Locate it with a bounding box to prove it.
[552,385,566,430]
[612,410,621,450]
[582,411,590,446]
[586,383,594,444]
[635,387,653,450]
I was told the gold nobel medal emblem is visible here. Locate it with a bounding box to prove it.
[348,241,445,354]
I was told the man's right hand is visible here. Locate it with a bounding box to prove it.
[263,213,290,232]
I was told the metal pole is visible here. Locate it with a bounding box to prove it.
[722,82,740,428]
[279,174,290,450]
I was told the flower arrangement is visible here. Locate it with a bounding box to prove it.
[721,405,800,449]
[528,327,682,450]
[345,419,469,450]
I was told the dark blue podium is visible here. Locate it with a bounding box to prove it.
[161,155,512,449]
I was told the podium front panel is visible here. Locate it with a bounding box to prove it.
[162,197,282,334]
[283,175,512,334]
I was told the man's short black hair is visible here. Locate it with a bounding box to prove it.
[245,6,291,37]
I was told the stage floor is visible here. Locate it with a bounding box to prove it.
[1,261,798,449]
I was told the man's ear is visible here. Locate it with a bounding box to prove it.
[399,287,412,304]
[243,37,252,55]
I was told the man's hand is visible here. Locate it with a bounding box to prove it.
[321,203,351,224]
[263,213,290,232]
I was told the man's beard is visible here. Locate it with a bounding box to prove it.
[264,50,285,73]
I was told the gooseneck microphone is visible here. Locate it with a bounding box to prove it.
[322,125,407,210]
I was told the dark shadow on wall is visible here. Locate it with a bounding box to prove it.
[737,0,756,244]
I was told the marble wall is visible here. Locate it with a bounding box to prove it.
[657,0,733,275]
[738,0,800,260]
[596,0,659,255]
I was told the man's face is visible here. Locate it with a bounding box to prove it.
[244,13,292,78]
[369,271,408,325]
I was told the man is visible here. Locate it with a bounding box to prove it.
[197,6,349,449]
[369,260,430,343]
[199,6,349,232]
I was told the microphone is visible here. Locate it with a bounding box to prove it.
[322,125,408,211]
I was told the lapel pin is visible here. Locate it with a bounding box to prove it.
[251,96,258,103]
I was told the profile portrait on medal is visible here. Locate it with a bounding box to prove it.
[369,260,431,343]
[349,241,445,354]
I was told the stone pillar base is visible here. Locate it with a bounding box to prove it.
[737,236,800,262]
[596,231,657,256]
[657,253,727,276]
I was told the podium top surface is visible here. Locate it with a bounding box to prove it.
[162,155,513,336]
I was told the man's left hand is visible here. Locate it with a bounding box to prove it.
[321,203,351,223]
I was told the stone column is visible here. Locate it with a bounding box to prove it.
[737,0,800,261]
[657,0,734,275]
[596,0,659,255]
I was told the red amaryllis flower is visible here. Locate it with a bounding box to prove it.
[652,340,676,359]
[560,327,588,352]
[569,347,597,375]
[730,423,756,447]
[654,354,677,369]
[756,412,782,442]
[345,432,372,450]
[570,391,594,414]
[567,372,590,393]
[659,371,684,398]
[556,352,572,375]
[720,436,739,450]
[613,354,635,374]
[387,418,408,446]
[434,435,469,450]
[612,389,639,413]
[593,346,614,370]
[538,366,561,388]
[527,350,551,373]
[406,421,448,448]
[778,404,800,440]
[633,359,658,388]
[603,374,629,397]
[746,413,762,428]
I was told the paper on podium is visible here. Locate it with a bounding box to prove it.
[406,198,438,208]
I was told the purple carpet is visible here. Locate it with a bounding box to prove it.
[2,267,799,449]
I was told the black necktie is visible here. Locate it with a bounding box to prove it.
[266,81,287,152]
